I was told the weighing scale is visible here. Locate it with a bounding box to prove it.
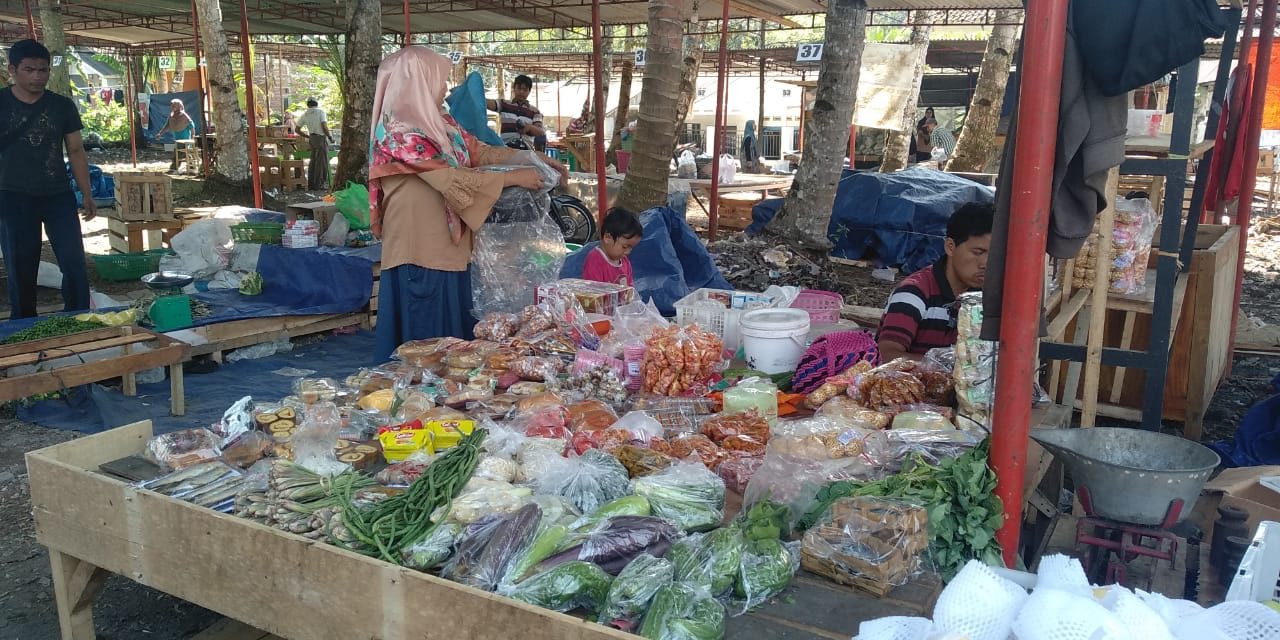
[140,271,195,331]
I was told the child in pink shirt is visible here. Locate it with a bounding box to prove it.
[581,207,642,287]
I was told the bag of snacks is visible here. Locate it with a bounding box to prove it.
[512,356,564,382]
[474,312,521,341]
[640,325,724,396]
[652,433,729,470]
[393,337,464,370]
[700,410,770,444]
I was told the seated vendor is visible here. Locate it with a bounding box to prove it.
[876,202,993,361]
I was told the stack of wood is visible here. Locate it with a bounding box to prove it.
[260,157,307,192]
[113,172,174,222]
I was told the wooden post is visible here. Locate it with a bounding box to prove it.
[402,0,411,46]
[191,0,211,177]
[126,60,137,168]
[590,0,608,227]
[170,360,185,416]
[708,0,731,241]
[237,0,263,209]
[120,327,136,397]
[49,550,108,640]
[23,0,35,38]
[1080,167,1119,427]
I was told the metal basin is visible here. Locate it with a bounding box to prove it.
[141,271,194,291]
[1030,427,1219,525]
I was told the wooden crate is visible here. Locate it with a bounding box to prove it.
[114,172,173,221]
[106,216,184,254]
[284,201,338,231]
[715,192,765,230]
[1049,224,1239,438]
[27,420,636,640]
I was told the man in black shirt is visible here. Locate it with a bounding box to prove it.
[0,40,96,319]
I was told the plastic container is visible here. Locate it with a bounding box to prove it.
[790,289,843,325]
[740,308,811,374]
[722,377,778,426]
[674,287,776,352]
[1226,520,1280,604]
[91,249,171,282]
[149,294,193,331]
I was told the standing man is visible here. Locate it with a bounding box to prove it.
[296,98,333,190]
[927,120,956,164]
[0,40,95,319]
[487,74,545,151]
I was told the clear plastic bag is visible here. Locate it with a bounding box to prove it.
[535,448,631,514]
[799,497,929,594]
[849,359,927,410]
[537,515,678,576]
[599,299,669,360]
[143,427,223,470]
[629,460,726,533]
[474,312,521,341]
[450,503,544,591]
[402,522,462,571]
[292,401,349,475]
[599,553,676,630]
[515,436,568,484]
[614,445,677,478]
[815,396,892,429]
[732,538,800,613]
[640,324,724,396]
[221,431,274,468]
[639,582,727,640]
[1109,196,1158,296]
[508,560,614,614]
[768,416,875,460]
[215,396,255,444]
[716,456,764,492]
[953,293,994,430]
[650,432,729,470]
[743,448,887,533]
[393,336,465,370]
[293,377,347,405]
[471,207,568,317]
[480,156,561,220]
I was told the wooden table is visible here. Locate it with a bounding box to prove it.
[0,327,189,416]
[106,215,185,254]
[688,176,794,234]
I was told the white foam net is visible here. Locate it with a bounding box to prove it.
[933,560,1028,640]
[1175,601,1280,640]
[1011,588,1133,640]
[855,616,935,640]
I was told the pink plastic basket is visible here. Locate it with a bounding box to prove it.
[790,289,844,324]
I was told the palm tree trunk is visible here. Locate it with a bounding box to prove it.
[616,0,695,212]
[194,0,249,181]
[333,0,381,186]
[764,0,868,249]
[947,9,1022,173]
[36,0,72,98]
[880,12,934,173]
[606,57,634,166]
[673,22,704,133]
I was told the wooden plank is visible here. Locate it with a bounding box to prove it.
[1107,311,1138,404]
[839,304,884,328]
[0,333,159,369]
[1070,399,1143,423]
[0,328,123,359]
[0,345,188,404]
[169,362,185,417]
[1081,168,1119,427]
[120,328,137,397]
[49,550,109,640]
[27,427,637,640]
[186,314,366,358]
[27,420,153,470]
[192,618,273,640]
[1046,288,1090,341]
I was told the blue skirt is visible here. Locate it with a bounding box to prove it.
[373,265,476,362]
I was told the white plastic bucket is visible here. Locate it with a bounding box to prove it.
[740,308,811,374]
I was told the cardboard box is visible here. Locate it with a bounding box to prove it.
[535,279,637,316]
[1200,465,1280,542]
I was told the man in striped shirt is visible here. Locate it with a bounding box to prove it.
[877,202,993,361]
[486,74,545,151]
[927,120,956,161]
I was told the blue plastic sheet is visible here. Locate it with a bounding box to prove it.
[65,162,115,207]
[191,244,374,326]
[144,91,205,143]
[15,331,378,434]
[1210,375,1280,467]
[747,167,995,275]
[562,205,730,315]
[446,72,506,147]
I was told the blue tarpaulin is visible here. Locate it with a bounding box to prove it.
[447,72,505,147]
[65,162,115,207]
[144,91,204,143]
[15,331,379,434]
[561,205,731,315]
[1210,374,1280,467]
[747,167,995,275]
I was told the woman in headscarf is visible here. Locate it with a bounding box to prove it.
[369,47,567,361]
[161,99,195,173]
[741,120,760,173]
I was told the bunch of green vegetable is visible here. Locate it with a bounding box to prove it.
[1,316,105,344]
[239,271,264,295]
[638,582,726,640]
[598,553,675,629]
[734,538,798,611]
[630,462,726,532]
[737,500,790,541]
[509,560,614,614]
[503,522,568,585]
[799,438,1003,580]
[338,428,487,563]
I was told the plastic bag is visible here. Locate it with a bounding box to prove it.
[515,437,568,484]
[535,515,678,576]
[448,503,543,591]
[733,538,800,613]
[393,337,465,370]
[293,401,348,475]
[742,449,886,533]
[600,299,669,360]
[815,396,892,429]
[953,293,994,430]
[638,582,726,640]
[630,461,726,532]
[474,312,521,341]
[641,324,724,396]
[535,448,631,514]
[701,410,770,444]
[215,395,255,444]
[715,456,764,492]
[799,497,929,594]
[718,154,738,184]
[143,428,222,470]
[333,181,371,230]
[471,193,567,317]
[402,522,461,570]
[599,553,676,630]
[293,377,347,405]
[319,211,349,247]
[508,560,614,614]
[849,359,927,410]
[891,411,955,431]
[768,417,874,460]
[447,479,534,524]
[615,445,677,478]
[221,431,274,469]
[676,150,698,179]
[511,356,563,382]
[651,433,729,470]
[568,399,621,432]
[163,218,231,279]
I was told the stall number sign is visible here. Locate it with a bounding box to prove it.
[51,55,63,66]
[634,50,646,66]
[447,51,463,64]
[796,43,823,62]
[158,56,173,70]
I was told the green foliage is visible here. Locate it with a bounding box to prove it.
[81,99,130,143]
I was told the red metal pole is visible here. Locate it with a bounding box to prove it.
[402,0,411,47]
[191,0,211,177]
[126,60,137,168]
[990,0,1069,568]
[238,0,263,208]
[1227,0,1277,367]
[591,0,607,229]
[1239,0,1259,70]
[708,0,730,241]
[23,0,35,38]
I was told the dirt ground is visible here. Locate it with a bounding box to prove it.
[1,167,1278,638]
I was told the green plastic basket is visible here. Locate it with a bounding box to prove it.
[91,249,171,282]
[231,222,284,244]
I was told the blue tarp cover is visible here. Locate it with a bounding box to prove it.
[748,167,995,275]
[447,72,505,147]
[561,205,731,315]
[65,162,115,207]
[1210,374,1280,467]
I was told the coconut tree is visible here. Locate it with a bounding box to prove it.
[948,9,1022,173]
[880,12,934,173]
[616,0,696,212]
[332,0,381,186]
[35,0,72,97]
[764,0,868,249]
[193,0,250,181]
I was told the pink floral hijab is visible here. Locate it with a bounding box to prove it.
[368,46,473,241]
